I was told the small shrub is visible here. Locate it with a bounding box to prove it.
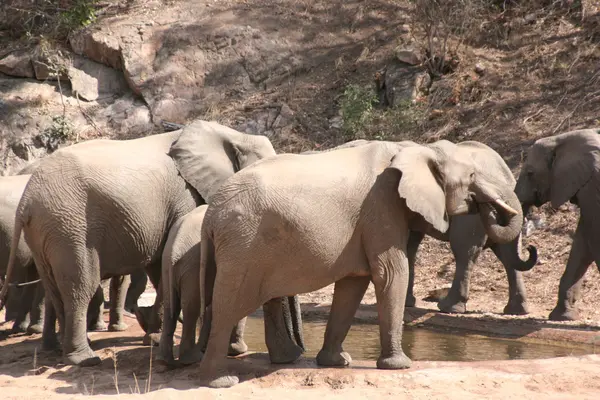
[59,0,98,31]
[36,115,75,152]
[340,84,379,139]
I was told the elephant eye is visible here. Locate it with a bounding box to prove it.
[469,172,475,181]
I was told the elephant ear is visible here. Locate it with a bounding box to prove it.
[549,144,599,209]
[387,146,449,233]
[168,120,275,202]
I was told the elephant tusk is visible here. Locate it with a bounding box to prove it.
[493,198,519,216]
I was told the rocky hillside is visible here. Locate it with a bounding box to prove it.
[1,0,599,173]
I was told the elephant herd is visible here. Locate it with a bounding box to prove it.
[0,120,599,388]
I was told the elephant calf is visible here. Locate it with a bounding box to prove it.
[158,205,305,366]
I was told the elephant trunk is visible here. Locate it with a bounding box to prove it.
[287,296,305,350]
[478,189,524,244]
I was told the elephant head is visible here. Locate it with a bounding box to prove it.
[389,140,523,244]
[168,120,276,203]
[515,128,600,217]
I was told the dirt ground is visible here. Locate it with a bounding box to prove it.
[2,0,600,398]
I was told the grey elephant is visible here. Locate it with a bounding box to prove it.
[158,205,304,366]
[195,139,524,388]
[516,128,600,321]
[308,140,536,315]
[0,176,146,335]
[0,174,44,334]
[0,120,303,367]
[406,140,537,315]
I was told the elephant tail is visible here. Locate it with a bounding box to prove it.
[0,216,25,311]
[199,224,216,330]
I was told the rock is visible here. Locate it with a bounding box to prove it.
[399,24,411,34]
[235,103,295,138]
[0,49,35,78]
[68,66,99,101]
[99,95,153,138]
[69,56,128,101]
[329,116,343,129]
[422,286,451,302]
[376,62,430,108]
[524,13,537,24]
[474,63,486,75]
[32,58,69,81]
[69,29,122,70]
[394,46,421,65]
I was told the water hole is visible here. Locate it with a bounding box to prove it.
[242,316,595,362]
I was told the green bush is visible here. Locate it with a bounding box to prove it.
[340,84,379,139]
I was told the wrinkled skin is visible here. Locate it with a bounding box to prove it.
[1,168,154,337]
[0,174,44,334]
[515,128,600,321]
[197,139,524,388]
[313,141,536,315]
[157,205,304,366]
[0,120,302,367]
[406,141,536,315]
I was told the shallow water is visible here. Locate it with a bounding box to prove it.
[243,316,594,362]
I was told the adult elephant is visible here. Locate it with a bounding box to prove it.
[405,141,537,315]
[515,128,600,321]
[307,140,537,315]
[195,139,524,388]
[0,120,303,367]
[0,174,44,334]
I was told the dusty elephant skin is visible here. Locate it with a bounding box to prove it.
[315,140,536,315]
[158,205,304,367]
[0,120,302,367]
[515,128,600,322]
[196,139,524,388]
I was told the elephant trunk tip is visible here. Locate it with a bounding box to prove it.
[513,245,538,271]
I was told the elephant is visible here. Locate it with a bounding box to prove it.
[405,141,537,315]
[515,128,600,321]
[0,174,147,335]
[0,174,44,334]
[195,139,525,387]
[158,205,304,366]
[307,140,537,315]
[0,119,303,367]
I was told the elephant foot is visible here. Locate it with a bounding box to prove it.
[179,348,204,366]
[204,374,240,389]
[269,342,303,364]
[376,352,412,370]
[316,349,351,367]
[227,339,248,356]
[155,351,176,367]
[437,297,467,314]
[405,294,416,308]
[27,323,44,335]
[143,333,161,346]
[11,320,29,334]
[42,335,61,351]
[108,322,129,332]
[503,301,530,316]
[549,307,579,321]
[134,306,152,333]
[88,320,107,332]
[64,348,102,366]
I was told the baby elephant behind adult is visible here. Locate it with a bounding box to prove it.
[158,205,304,366]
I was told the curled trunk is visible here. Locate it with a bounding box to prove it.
[479,189,524,244]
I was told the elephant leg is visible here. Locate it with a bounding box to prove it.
[491,245,530,315]
[139,264,162,346]
[5,286,21,322]
[10,287,30,333]
[158,289,181,365]
[42,295,60,351]
[369,246,411,370]
[438,220,486,314]
[550,219,593,321]
[27,282,45,334]
[87,285,107,332]
[228,317,248,356]
[125,269,147,315]
[262,297,304,364]
[406,231,425,307]
[108,275,129,332]
[316,276,370,367]
[53,255,101,366]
